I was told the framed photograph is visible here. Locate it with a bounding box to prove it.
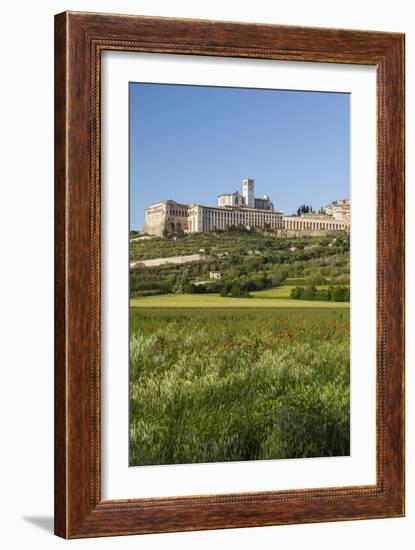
[54,11,405,538]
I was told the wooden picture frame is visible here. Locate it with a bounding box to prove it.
[54,11,405,538]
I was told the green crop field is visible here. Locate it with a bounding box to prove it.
[129,307,350,466]
[130,288,350,309]
[251,285,330,299]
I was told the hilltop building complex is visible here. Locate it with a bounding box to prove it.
[143,178,350,236]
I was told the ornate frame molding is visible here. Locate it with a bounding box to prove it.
[55,11,404,538]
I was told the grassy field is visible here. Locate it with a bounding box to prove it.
[130,287,350,309]
[251,285,327,299]
[129,307,350,466]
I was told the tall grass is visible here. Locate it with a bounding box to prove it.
[129,308,350,466]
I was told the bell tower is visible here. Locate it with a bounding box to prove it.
[242,178,255,208]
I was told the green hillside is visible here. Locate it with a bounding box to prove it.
[130,228,350,303]
[130,229,349,261]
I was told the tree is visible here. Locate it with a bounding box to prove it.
[180,271,189,286]
[220,281,232,297]
[316,289,331,301]
[291,287,304,299]
[230,282,250,297]
[297,204,313,215]
[302,285,317,299]
[307,274,327,286]
[271,272,288,287]
[330,286,350,302]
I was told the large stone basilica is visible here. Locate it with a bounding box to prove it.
[143,178,350,236]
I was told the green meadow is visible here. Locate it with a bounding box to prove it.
[130,285,350,309]
[129,307,350,466]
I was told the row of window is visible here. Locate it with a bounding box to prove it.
[284,220,346,230]
[167,207,282,219]
[168,208,188,217]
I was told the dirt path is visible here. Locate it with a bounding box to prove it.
[130,253,204,268]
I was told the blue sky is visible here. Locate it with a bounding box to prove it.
[130,83,349,230]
